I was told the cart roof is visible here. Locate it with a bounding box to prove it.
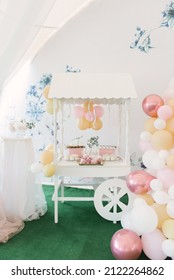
[48,73,137,101]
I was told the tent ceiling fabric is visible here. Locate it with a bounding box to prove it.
[0,0,94,93]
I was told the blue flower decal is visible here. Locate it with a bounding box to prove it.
[130,1,174,53]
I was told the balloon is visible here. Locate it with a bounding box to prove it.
[138,193,154,205]
[150,179,163,191]
[151,130,174,150]
[151,203,170,229]
[85,111,94,122]
[131,204,158,234]
[43,163,56,177]
[92,118,103,130]
[78,117,90,130]
[158,149,169,160]
[166,117,174,135]
[152,157,165,170]
[142,229,167,260]
[162,219,174,239]
[30,162,43,173]
[83,101,93,112]
[142,94,164,117]
[40,150,54,165]
[140,131,152,141]
[139,140,152,152]
[43,85,51,100]
[162,239,174,257]
[110,229,142,260]
[142,149,158,169]
[144,117,157,133]
[74,106,85,118]
[152,190,170,205]
[126,170,155,194]
[45,144,54,151]
[166,201,174,218]
[168,185,174,199]
[94,106,104,118]
[157,105,173,120]
[157,167,174,188]
[166,154,174,169]
[167,98,174,110]
[154,118,166,130]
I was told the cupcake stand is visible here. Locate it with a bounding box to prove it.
[48,73,137,223]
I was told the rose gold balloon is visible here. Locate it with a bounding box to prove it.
[126,170,155,194]
[142,94,164,117]
[110,229,142,260]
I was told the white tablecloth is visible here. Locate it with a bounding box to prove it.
[1,137,47,221]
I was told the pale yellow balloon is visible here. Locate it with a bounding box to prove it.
[144,117,157,133]
[166,117,174,134]
[45,144,54,151]
[151,203,170,229]
[40,150,54,165]
[46,100,59,114]
[151,130,174,150]
[92,118,103,130]
[138,194,154,205]
[166,154,174,169]
[167,98,174,111]
[78,117,90,130]
[43,163,56,177]
[162,219,174,239]
[43,85,51,100]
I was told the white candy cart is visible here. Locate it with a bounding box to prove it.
[48,73,137,223]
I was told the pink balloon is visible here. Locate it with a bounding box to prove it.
[157,167,174,188]
[126,170,155,194]
[94,106,104,118]
[74,106,85,118]
[142,229,167,260]
[142,94,164,117]
[139,140,152,152]
[110,229,142,260]
[85,111,94,122]
[157,105,173,120]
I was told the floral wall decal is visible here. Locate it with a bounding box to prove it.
[130,1,174,53]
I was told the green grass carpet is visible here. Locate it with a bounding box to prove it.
[0,185,149,260]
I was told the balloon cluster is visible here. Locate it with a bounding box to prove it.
[31,144,56,177]
[111,87,174,260]
[74,101,104,130]
[43,85,59,114]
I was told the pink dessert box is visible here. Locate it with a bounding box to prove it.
[99,147,117,156]
[68,147,84,156]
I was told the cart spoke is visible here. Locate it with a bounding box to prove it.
[104,201,115,212]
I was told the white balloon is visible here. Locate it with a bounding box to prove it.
[133,198,146,207]
[152,190,170,205]
[152,158,165,170]
[162,239,174,257]
[142,150,158,169]
[140,131,152,141]
[168,185,174,199]
[158,150,170,160]
[121,211,142,236]
[154,118,166,130]
[150,179,163,191]
[166,201,174,218]
[131,204,158,234]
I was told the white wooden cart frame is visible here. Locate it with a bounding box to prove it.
[48,73,137,223]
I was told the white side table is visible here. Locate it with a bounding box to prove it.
[2,137,47,220]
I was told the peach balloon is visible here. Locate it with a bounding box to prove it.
[144,117,157,133]
[45,144,54,151]
[43,163,56,177]
[92,118,103,130]
[162,219,174,239]
[166,117,174,134]
[40,150,54,165]
[138,194,154,205]
[167,98,174,110]
[151,130,174,150]
[78,117,90,130]
[151,203,170,229]
[166,154,174,169]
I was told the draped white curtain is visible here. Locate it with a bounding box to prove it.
[0,0,56,92]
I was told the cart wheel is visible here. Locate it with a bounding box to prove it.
[94,178,135,222]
